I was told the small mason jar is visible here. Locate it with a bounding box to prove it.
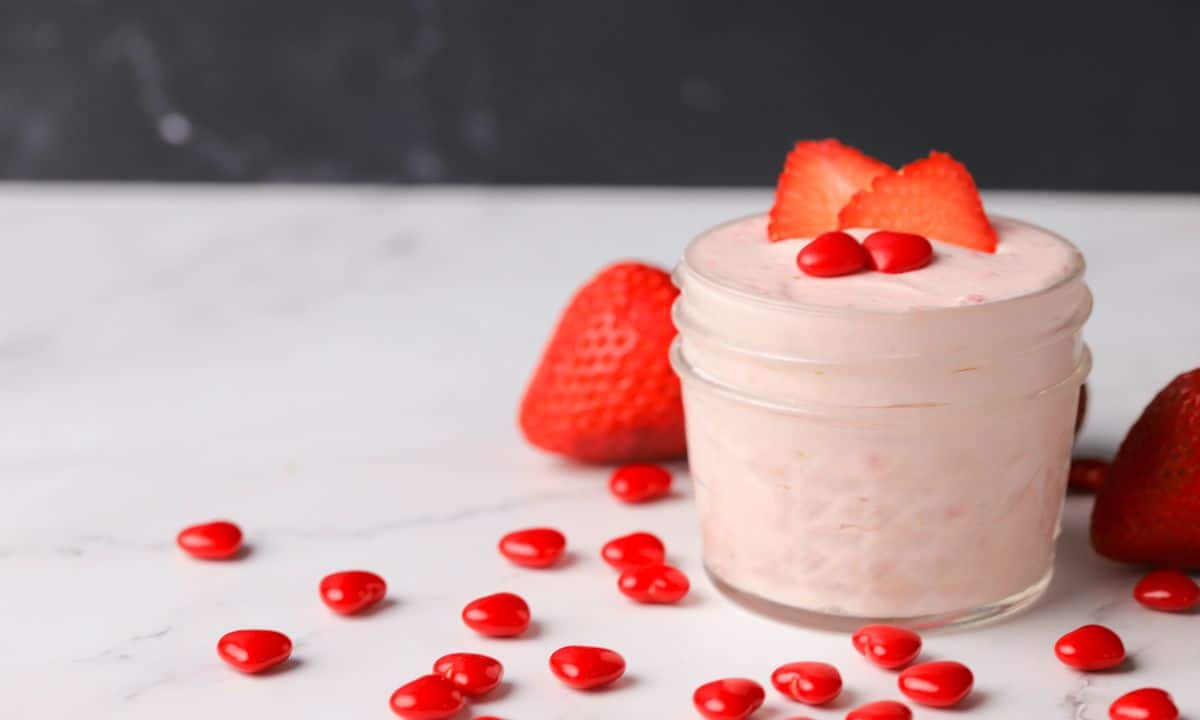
[671,215,1091,630]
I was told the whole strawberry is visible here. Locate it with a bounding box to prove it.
[1092,369,1200,567]
[519,262,685,463]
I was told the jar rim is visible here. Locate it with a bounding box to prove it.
[670,338,1092,416]
[676,213,1087,319]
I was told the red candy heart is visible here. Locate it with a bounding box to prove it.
[177,520,243,560]
[1069,458,1110,493]
[548,645,626,690]
[897,660,974,707]
[319,570,387,615]
[693,678,766,720]
[433,652,504,698]
[796,231,869,278]
[1109,688,1179,720]
[846,700,913,720]
[1055,624,1125,670]
[770,661,842,705]
[862,231,933,274]
[1134,569,1200,612]
[852,625,922,669]
[389,674,465,719]
[609,464,673,503]
[617,564,690,604]
[216,629,292,674]
[461,592,531,637]
[498,527,566,568]
[601,531,666,571]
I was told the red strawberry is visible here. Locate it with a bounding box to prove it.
[519,262,685,463]
[1091,369,1200,567]
[838,151,997,253]
[767,139,891,241]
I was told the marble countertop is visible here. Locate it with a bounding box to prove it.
[2,185,1198,719]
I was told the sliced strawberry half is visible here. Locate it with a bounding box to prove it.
[838,151,997,253]
[767,139,892,241]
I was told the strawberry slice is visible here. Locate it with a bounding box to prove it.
[767,139,892,241]
[838,151,997,253]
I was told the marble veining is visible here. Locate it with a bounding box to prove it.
[1,186,1199,718]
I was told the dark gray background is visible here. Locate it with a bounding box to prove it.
[2,1,1198,189]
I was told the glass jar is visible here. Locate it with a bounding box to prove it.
[671,216,1092,630]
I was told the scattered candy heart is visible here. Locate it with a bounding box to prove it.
[177,520,243,560]
[548,645,626,689]
[770,661,842,705]
[498,527,566,568]
[796,231,869,278]
[461,592,531,637]
[693,678,766,720]
[852,624,922,669]
[617,563,690,604]
[1134,569,1200,612]
[862,231,933,274]
[319,570,387,615]
[1055,624,1126,671]
[1069,458,1110,493]
[846,699,913,720]
[609,464,673,503]
[897,660,974,707]
[1109,688,1179,720]
[601,531,666,571]
[433,652,504,698]
[388,674,465,719]
[216,629,292,674]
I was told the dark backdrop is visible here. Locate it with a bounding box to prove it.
[2,1,1198,189]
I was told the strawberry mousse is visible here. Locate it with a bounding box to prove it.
[671,142,1091,627]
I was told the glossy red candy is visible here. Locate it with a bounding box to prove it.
[693,678,766,720]
[601,531,666,571]
[796,231,869,278]
[846,700,913,720]
[609,464,673,503]
[548,645,626,689]
[1055,624,1125,670]
[216,629,292,674]
[770,661,842,705]
[389,674,465,719]
[897,660,974,707]
[461,592,531,637]
[1069,458,1110,493]
[433,652,504,698]
[852,624,922,669]
[617,563,690,604]
[498,527,566,568]
[862,231,933,274]
[177,520,242,559]
[1134,569,1200,612]
[1109,688,1179,720]
[319,570,387,615]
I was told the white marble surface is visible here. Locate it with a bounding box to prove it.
[1,185,1198,719]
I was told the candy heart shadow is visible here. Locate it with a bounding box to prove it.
[552,551,580,570]
[952,688,990,711]
[516,619,543,640]
[474,680,515,703]
[585,673,638,693]
[346,597,399,619]
[254,657,304,677]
